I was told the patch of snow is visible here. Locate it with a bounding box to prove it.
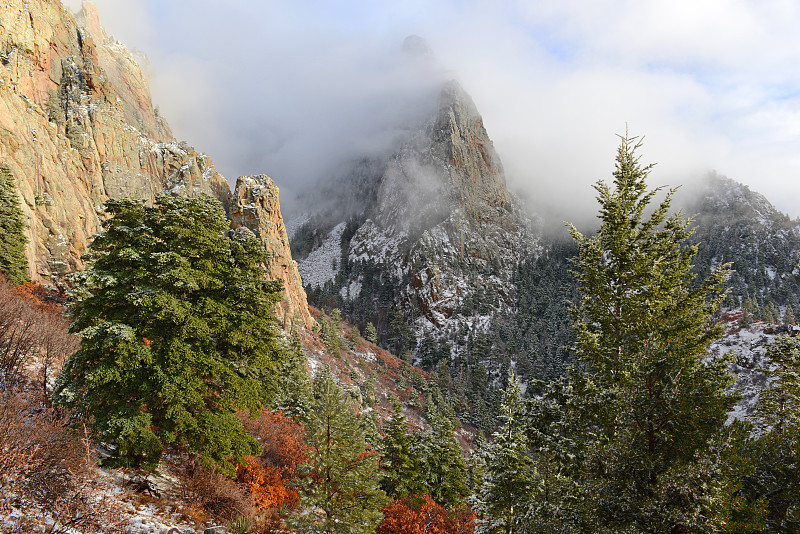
[298,222,346,289]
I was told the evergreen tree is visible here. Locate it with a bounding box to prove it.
[567,133,746,531]
[271,331,313,424]
[745,334,800,529]
[292,369,387,533]
[783,305,796,327]
[363,322,378,344]
[743,335,800,531]
[379,395,423,499]
[0,164,28,284]
[53,195,285,473]
[473,375,532,534]
[417,402,470,508]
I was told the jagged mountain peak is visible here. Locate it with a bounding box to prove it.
[294,73,538,351]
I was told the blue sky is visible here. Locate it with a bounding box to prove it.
[67,0,800,220]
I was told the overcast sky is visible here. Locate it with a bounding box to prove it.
[65,0,800,221]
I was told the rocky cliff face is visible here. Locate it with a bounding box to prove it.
[0,0,230,278]
[231,175,313,331]
[0,0,310,329]
[293,77,537,356]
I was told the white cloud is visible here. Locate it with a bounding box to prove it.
[72,0,800,219]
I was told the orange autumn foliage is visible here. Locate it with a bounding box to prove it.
[237,410,308,511]
[377,494,476,534]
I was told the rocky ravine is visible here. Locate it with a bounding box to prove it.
[0,0,311,329]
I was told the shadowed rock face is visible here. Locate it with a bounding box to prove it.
[230,175,313,331]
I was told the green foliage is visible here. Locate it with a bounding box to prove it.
[363,322,378,344]
[783,305,796,327]
[292,368,387,533]
[416,400,470,508]
[53,195,285,473]
[379,395,423,499]
[743,335,800,530]
[758,335,800,433]
[473,375,532,534]
[271,331,313,424]
[0,164,29,285]
[320,309,342,354]
[565,133,749,531]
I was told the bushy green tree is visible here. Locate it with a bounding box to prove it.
[292,368,387,533]
[0,164,28,284]
[742,335,800,529]
[567,133,749,531]
[363,322,378,344]
[53,195,285,473]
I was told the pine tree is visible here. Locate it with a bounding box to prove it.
[746,336,800,529]
[473,375,531,534]
[567,133,746,531]
[379,395,423,499]
[364,322,378,344]
[271,331,313,424]
[416,402,469,508]
[292,369,387,533]
[0,164,28,284]
[783,305,796,327]
[53,195,285,473]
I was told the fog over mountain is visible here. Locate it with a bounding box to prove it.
[64,0,800,222]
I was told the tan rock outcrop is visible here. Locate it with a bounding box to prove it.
[230,175,313,331]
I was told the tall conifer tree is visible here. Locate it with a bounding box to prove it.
[379,395,423,499]
[567,133,748,531]
[474,375,531,534]
[292,369,387,533]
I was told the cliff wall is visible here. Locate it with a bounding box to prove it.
[0,1,311,329]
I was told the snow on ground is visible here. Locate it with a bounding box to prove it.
[297,222,346,289]
[1,464,210,534]
[709,315,780,425]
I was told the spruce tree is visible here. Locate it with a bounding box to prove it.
[474,375,531,534]
[783,305,796,327]
[0,164,28,284]
[567,133,745,531]
[379,395,423,499]
[416,401,469,508]
[53,195,285,473]
[363,322,378,344]
[271,331,313,424]
[292,369,387,533]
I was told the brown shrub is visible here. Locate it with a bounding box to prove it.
[0,390,124,532]
[0,277,78,392]
[177,465,251,522]
[0,391,85,504]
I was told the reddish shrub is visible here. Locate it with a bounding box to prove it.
[238,410,308,510]
[378,494,475,534]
